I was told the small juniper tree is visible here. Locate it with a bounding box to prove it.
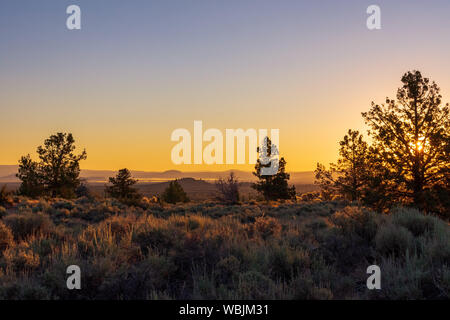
[17,133,87,198]
[161,180,189,204]
[315,130,370,202]
[105,168,141,202]
[252,137,296,201]
[215,172,240,204]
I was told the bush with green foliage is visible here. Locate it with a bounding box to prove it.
[252,137,296,201]
[16,133,87,198]
[161,180,189,204]
[105,168,142,205]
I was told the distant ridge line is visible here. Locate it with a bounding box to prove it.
[0,165,315,184]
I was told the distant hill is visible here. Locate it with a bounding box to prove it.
[88,177,318,201]
[0,165,316,184]
[0,164,318,200]
[0,165,18,180]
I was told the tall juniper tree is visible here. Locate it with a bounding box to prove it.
[362,70,449,212]
[252,137,296,201]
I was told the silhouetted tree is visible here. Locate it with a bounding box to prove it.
[17,155,44,197]
[215,172,240,204]
[358,147,399,212]
[17,133,86,198]
[252,137,296,201]
[362,70,450,212]
[315,130,371,201]
[105,168,141,202]
[161,180,189,204]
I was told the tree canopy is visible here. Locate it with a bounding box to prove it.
[105,168,141,203]
[161,180,190,204]
[362,70,449,211]
[316,71,449,218]
[17,133,87,198]
[252,137,296,201]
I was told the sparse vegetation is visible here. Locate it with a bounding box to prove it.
[105,168,142,205]
[0,196,447,300]
[316,71,450,219]
[16,133,87,199]
[215,172,240,204]
[0,185,13,207]
[1,70,448,300]
[252,137,296,201]
[161,180,190,204]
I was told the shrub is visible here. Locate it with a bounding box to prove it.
[375,223,415,257]
[290,273,334,300]
[0,281,51,300]
[133,227,179,254]
[161,180,189,204]
[105,168,142,204]
[298,192,320,202]
[52,200,75,211]
[215,172,240,205]
[0,221,14,252]
[0,206,6,219]
[216,255,240,283]
[368,255,425,299]
[0,197,447,300]
[252,216,282,239]
[269,248,296,280]
[97,255,176,299]
[330,206,379,242]
[3,244,41,272]
[0,185,13,207]
[4,212,54,240]
[237,271,275,299]
[391,207,436,237]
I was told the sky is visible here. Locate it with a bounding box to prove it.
[1,0,450,172]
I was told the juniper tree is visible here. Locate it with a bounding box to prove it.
[362,70,450,211]
[105,168,141,201]
[315,130,370,202]
[161,180,189,204]
[252,137,296,201]
[17,133,87,198]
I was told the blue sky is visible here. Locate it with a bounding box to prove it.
[1,0,450,171]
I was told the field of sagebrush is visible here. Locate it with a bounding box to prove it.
[0,197,448,300]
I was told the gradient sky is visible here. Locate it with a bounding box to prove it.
[1,0,450,172]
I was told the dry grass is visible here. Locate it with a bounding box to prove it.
[0,196,448,300]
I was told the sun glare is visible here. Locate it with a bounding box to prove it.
[416,141,423,151]
[410,137,426,153]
